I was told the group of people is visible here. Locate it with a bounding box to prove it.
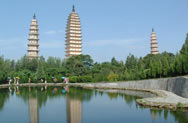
[7,76,69,84]
[7,77,19,85]
[52,76,69,84]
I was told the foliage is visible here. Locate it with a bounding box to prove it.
[1,34,188,83]
[177,102,183,107]
[70,76,93,83]
[107,72,118,81]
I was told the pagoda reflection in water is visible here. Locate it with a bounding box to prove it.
[66,96,82,123]
[27,87,82,123]
[29,96,39,123]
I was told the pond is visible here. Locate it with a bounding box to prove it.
[0,86,187,123]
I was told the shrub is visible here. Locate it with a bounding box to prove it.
[70,76,78,83]
[70,76,93,83]
[177,102,183,108]
[107,72,118,81]
[81,76,92,82]
[93,74,106,82]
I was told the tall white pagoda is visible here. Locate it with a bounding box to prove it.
[28,14,39,59]
[150,28,159,55]
[65,5,82,58]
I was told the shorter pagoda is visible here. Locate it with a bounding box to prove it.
[28,14,39,59]
[150,28,159,55]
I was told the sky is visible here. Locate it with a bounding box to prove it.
[0,0,188,62]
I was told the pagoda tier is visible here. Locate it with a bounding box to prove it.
[27,14,39,59]
[65,5,82,58]
[150,28,159,55]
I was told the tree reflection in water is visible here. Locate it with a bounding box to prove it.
[0,88,9,111]
[149,109,188,123]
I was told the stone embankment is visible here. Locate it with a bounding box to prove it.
[0,76,188,110]
[68,76,188,110]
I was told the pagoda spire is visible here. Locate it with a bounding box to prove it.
[33,13,36,19]
[152,28,154,32]
[72,5,75,12]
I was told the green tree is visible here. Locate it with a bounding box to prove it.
[180,33,188,54]
[162,57,170,77]
[174,54,183,75]
[65,55,93,76]
[149,60,156,78]
[36,58,45,81]
[107,72,118,81]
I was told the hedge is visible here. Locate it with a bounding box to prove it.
[70,76,93,83]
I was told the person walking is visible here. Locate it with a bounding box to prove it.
[8,77,12,85]
[53,77,57,84]
[16,77,19,85]
[65,77,69,84]
[61,76,66,83]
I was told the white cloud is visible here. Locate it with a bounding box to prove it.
[85,38,145,48]
[0,37,27,60]
[0,37,26,50]
[40,40,64,49]
[45,30,57,34]
[57,30,64,33]
[44,30,64,35]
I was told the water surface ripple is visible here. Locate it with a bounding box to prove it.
[0,86,187,123]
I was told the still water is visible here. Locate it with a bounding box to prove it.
[0,86,187,123]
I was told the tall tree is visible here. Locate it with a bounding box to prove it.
[180,33,188,54]
[162,57,170,77]
[36,59,45,80]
